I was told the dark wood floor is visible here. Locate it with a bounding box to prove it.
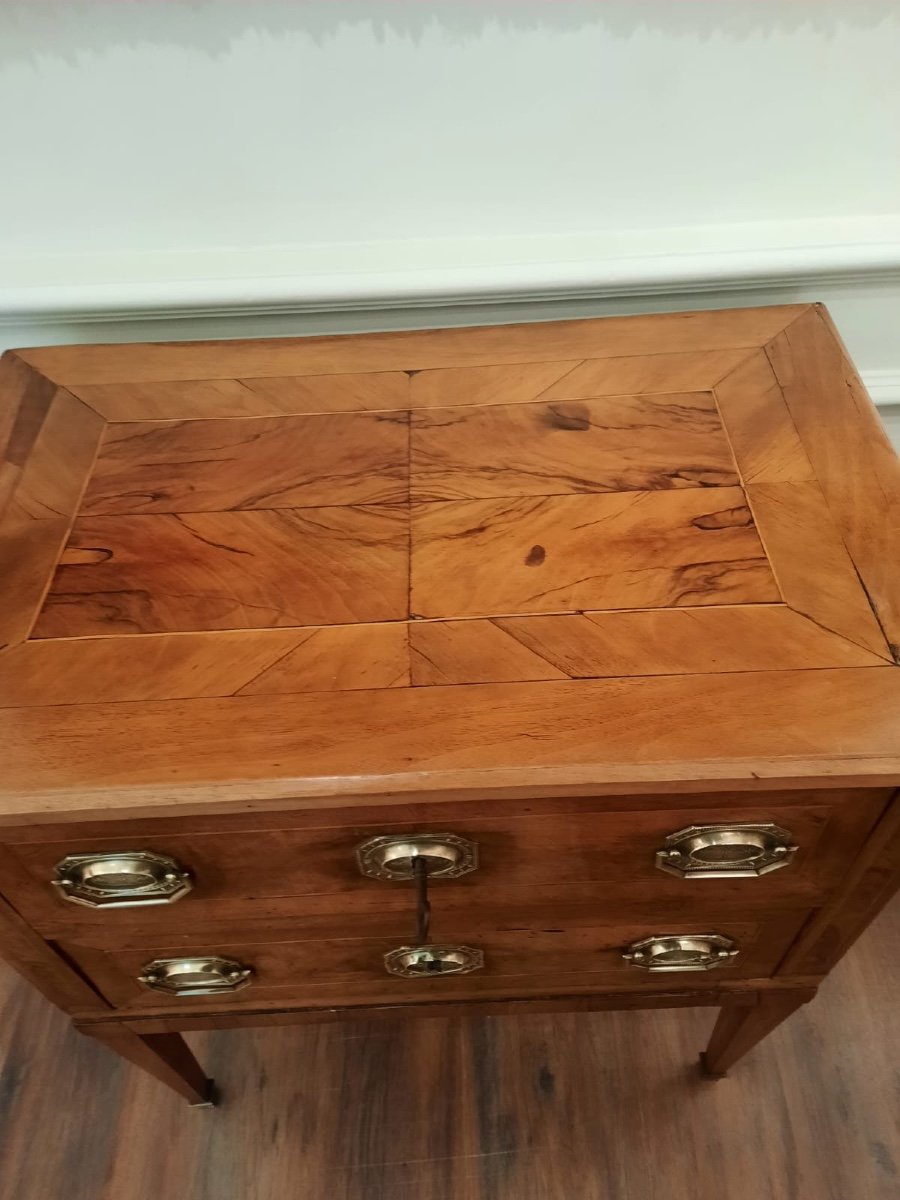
[1,901,898,1200]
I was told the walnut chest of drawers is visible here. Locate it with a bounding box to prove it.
[2,303,900,1105]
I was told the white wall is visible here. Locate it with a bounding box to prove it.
[1,2,898,436]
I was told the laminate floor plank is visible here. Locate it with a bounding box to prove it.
[1,898,897,1200]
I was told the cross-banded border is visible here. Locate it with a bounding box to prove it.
[1,304,897,707]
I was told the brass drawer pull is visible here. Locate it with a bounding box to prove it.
[655,823,798,879]
[384,945,484,978]
[356,833,478,881]
[53,851,192,908]
[138,956,252,996]
[623,934,739,972]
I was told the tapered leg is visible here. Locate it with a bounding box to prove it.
[77,1022,215,1105]
[700,987,817,1077]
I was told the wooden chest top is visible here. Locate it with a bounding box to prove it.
[3,303,900,819]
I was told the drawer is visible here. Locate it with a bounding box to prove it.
[59,909,810,1013]
[1,789,887,934]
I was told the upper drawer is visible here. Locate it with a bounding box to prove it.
[1,789,887,933]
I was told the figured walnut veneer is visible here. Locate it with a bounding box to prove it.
[2,305,897,720]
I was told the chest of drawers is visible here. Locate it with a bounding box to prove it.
[2,303,900,1105]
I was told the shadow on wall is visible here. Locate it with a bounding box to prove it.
[0,0,897,65]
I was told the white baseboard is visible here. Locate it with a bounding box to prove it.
[859,370,900,408]
[1,222,899,425]
[3,218,900,319]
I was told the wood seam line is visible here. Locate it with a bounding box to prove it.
[228,634,315,696]
[742,482,894,663]
[406,386,413,622]
[20,399,108,642]
[712,348,811,484]
[527,358,588,401]
[0,886,112,1010]
[6,661,895,713]
[403,619,412,687]
[15,602,789,644]
[708,376,752,524]
[67,986,795,1029]
[84,372,766,425]
[704,346,763,391]
[0,356,49,462]
[52,381,107,420]
[763,315,899,664]
[761,302,816,348]
[485,617,575,677]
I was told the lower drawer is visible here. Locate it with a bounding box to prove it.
[61,910,810,1013]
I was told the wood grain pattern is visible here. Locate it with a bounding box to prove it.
[408,361,580,409]
[410,608,882,686]
[0,864,107,1012]
[0,353,58,517]
[3,902,899,1200]
[701,987,816,1076]
[33,505,409,636]
[713,350,815,483]
[234,622,409,694]
[767,305,900,658]
[237,371,412,414]
[485,607,880,681]
[410,392,738,501]
[3,305,900,1112]
[0,389,104,647]
[1,389,104,523]
[61,914,806,1011]
[70,378,280,420]
[71,371,412,420]
[81,411,409,515]
[76,1024,212,1105]
[778,790,900,977]
[745,480,891,658]
[0,516,72,649]
[7,793,880,937]
[12,306,809,385]
[3,669,900,820]
[409,618,569,685]
[0,624,409,707]
[411,488,778,618]
[538,347,755,399]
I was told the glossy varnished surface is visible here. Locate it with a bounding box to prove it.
[2,303,900,817]
[1,898,897,1200]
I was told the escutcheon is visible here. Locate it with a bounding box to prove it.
[356,833,478,881]
[383,945,484,977]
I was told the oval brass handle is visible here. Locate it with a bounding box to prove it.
[384,945,484,978]
[138,956,253,996]
[357,833,478,881]
[623,934,739,972]
[53,851,193,908]
[655,823,798,879]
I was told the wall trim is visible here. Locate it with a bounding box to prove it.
[3,219,900,321]
[2,226,899,415]
[862,371,900,408]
